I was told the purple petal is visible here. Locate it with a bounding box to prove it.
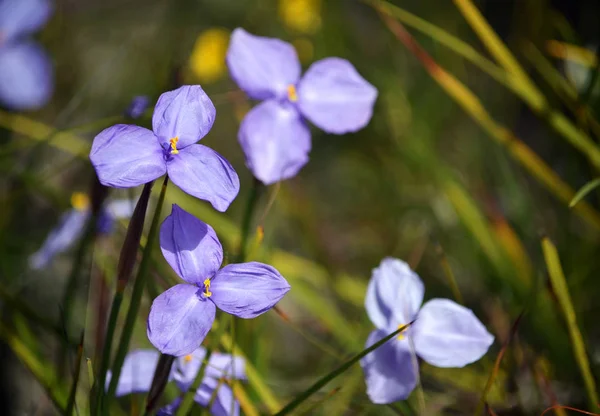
[29,208,90,270]
[90,124,166,188]
[0,0,52,41]
[0,42,53,110]
[365,258,423,331]
[160,204,223,285]
[238,100,310,185]
[226,28,301,100]
[360,329,418,404]
[125,95,150,119]
[413,299,494,368]
[167,144,240,212]
[147,284,216,357]
[152,85,216,149]
[205,352,246,381]
[173,349,245,393]
[105,349,162,397]
[104,199,137,220]
[297,58,377,134]
[195,378,239,416]
[157,398,181,416]
[210,262,290,319]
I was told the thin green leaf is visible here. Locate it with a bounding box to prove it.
[570,178,600,208]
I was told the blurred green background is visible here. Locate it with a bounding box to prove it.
[2,0,600,414]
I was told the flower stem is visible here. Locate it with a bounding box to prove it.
[104,176,169,413]
[145,353,176,413]
[92,181,154,415]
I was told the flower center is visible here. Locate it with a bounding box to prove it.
[183,354,193,363]
[203,279,212,297]
[169,137,180,154]
[70,192,90,211]
[397,324,408,340]
[287,84,298,102]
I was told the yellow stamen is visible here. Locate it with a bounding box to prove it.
[184,354,193,363]
[287,84,298,102]
[169,137,179,154]
[70,192,90,211]
[203,279,212,297]
[397,324,408,340]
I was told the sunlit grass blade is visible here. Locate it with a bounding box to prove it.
[570,178,600,208]
[541,405,600,416]
[232,382,260,416]
[541,238,599,410]
[378,13,600,231]
[66,332,85,416]
[274,323,412,416]
[547,41,598,67]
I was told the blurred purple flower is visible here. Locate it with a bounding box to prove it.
[125,95,150,119]
[226,28,378,185]
[0,0,54,110]
[147,204,290,356]
[107,347,245,416]
[90,85,240,212]
[360,258,494,404]
[28,195,136,270]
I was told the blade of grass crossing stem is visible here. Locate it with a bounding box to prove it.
[105,176,169,412]
[94,181,154,415]
[541,238,599,410]
[66,332,85,416]
[570,178,600,207]
[145,354,176,414]
[274,323,412,416]
[378,13,600,231]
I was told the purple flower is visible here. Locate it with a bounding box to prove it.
[226,28,377,185]
[28,195,136,270]
[90,85,240,212]
[125,95,150,119]
[106,347,245,416]
[147,204,290,356]
[0,0,54,110]
[360,258,494,404]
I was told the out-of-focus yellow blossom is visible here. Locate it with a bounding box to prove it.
[279,0,321,34]
[188,28,230,84]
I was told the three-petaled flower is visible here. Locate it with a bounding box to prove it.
[0,0,54,110]
[107,347,245,416]
[226,28,378,185]
[147,204,290,356]
[360,258,494,404]
[90,85,240,212]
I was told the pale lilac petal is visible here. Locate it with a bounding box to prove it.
[297,58,377,134]
[167,144,239,212]
[0,42,53,110]
[125,95,150,119]
[210,262,290,319]
[90,124,166,188]
[360,329,417,404]
[205,352,246,381]
[413,299,494,368]
[157,398,181,416]
[0,0,52,41]
[174,349,245,393]
[195,378,239,416]
[147,284,216,357]
[28,209,90,270]
[105,349,162,397]
[104,199,137,220]
[226,28,301,100]
[152,85,216,149]
[173,347,207,391]
[160,204,223,285]
[365,258,424,331]
[238,100,310,185]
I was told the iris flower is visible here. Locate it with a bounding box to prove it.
[360,258,494,404]
[90,85,240,212]
[147,204,290,356]
[107,347,245,416]
[226,28,377,185]
[29,194,136,270]
[125,95,150,119]
[0,0,54,110]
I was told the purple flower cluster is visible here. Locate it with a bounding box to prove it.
[0,0,54,110]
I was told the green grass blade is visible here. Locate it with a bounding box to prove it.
[66,332,85,416]
[541,238,599,410]
[570,178,600,208]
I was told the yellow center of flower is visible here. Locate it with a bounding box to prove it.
[397,324,408,340]
[70,192,90,211]
[169,137,180,154]
[184,354,193,363]
[203,279,212,297]
[287,84,298,102]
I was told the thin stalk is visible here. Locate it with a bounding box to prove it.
[93,181,155,415]
[66,332,85,416]
[145,354,176,414]
[274,323,412,416]
[104,176,169,411]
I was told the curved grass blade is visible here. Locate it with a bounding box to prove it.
[570,178,600,208]
[274,323,412,416]
[542,238,599,411]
